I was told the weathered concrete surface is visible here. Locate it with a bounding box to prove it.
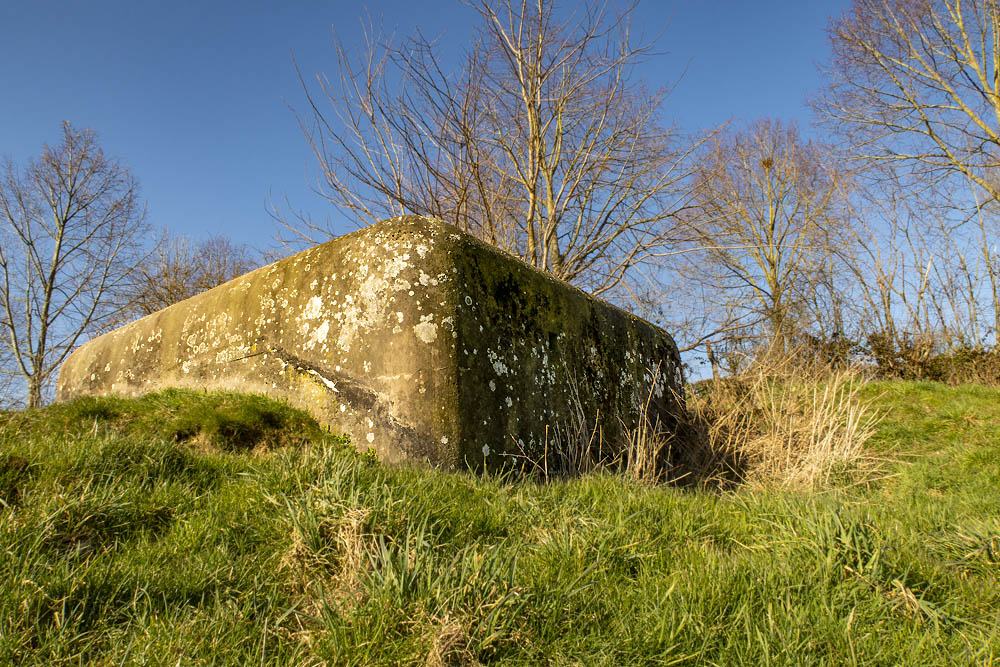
[57,216,684,469]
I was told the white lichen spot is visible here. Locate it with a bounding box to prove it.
[482,444,491,457]
[413,315,438,343]
[440,435,449,444]
[416,244,429,258]
[382,254,409,278]
[309,320,330,346]
[302,296,323,320]
[486,349,509,376]
[366,432,375,443]
[396,311,404,323]
[310,279,318,290]
[340,404,347,412]
[489,380,496,391]
[505,396,513,407]
[464,296,473,306]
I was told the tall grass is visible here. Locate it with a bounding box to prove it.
[685,357,884,489]
[1,385,998,664]
[533,355,883,490]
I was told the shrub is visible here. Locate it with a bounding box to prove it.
[864,332,1000,385]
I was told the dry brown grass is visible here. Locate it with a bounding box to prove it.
[279,499,373,615]
[424,615,477,667]
[521,361,682,484]
[684,354,884,490]
[616,376,678,484]
[510,353,881,490]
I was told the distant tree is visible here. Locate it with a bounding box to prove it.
[283,0,708,299]
[678,120,850,353]
[0,122,149,408]
[129,232,260,316]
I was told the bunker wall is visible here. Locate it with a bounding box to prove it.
[57,216,684,469]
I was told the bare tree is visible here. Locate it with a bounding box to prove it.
[0,341,17,409]
[819,0,1000,347]
[284,0,707,298]
[821,0,1000,201]
[676,120,850,353]
[128,231,261,317]
[842,166,1000,372]
[0,122,149,408]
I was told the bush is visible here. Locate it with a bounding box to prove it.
[864,333,1000,385]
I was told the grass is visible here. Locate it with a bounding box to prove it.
[0,384,998,665]
[682,362,883,490]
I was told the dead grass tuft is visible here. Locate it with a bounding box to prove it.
[279,499,373,616]
[507,352,882,490]
[684,354,884,490]
[425,615,477,667]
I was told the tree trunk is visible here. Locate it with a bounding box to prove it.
[26,375,42,409]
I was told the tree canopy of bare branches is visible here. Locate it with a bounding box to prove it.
[284,0,704,299]
[675,120,850,359]
[0,122,149,408]
[129,232,261,317]
[819,0,1000,350]
[821,0,1000,200]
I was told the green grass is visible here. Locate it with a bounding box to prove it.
[1,384,998,665]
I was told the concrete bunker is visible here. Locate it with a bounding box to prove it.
[58,216,684,469]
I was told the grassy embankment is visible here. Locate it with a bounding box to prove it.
[1,382,998,665]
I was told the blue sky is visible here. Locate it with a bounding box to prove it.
[1,0,849,250]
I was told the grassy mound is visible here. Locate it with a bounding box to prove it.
[7,388,330,452]
[0,385,998,664]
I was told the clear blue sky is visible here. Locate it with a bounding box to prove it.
[1,0,849,250]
